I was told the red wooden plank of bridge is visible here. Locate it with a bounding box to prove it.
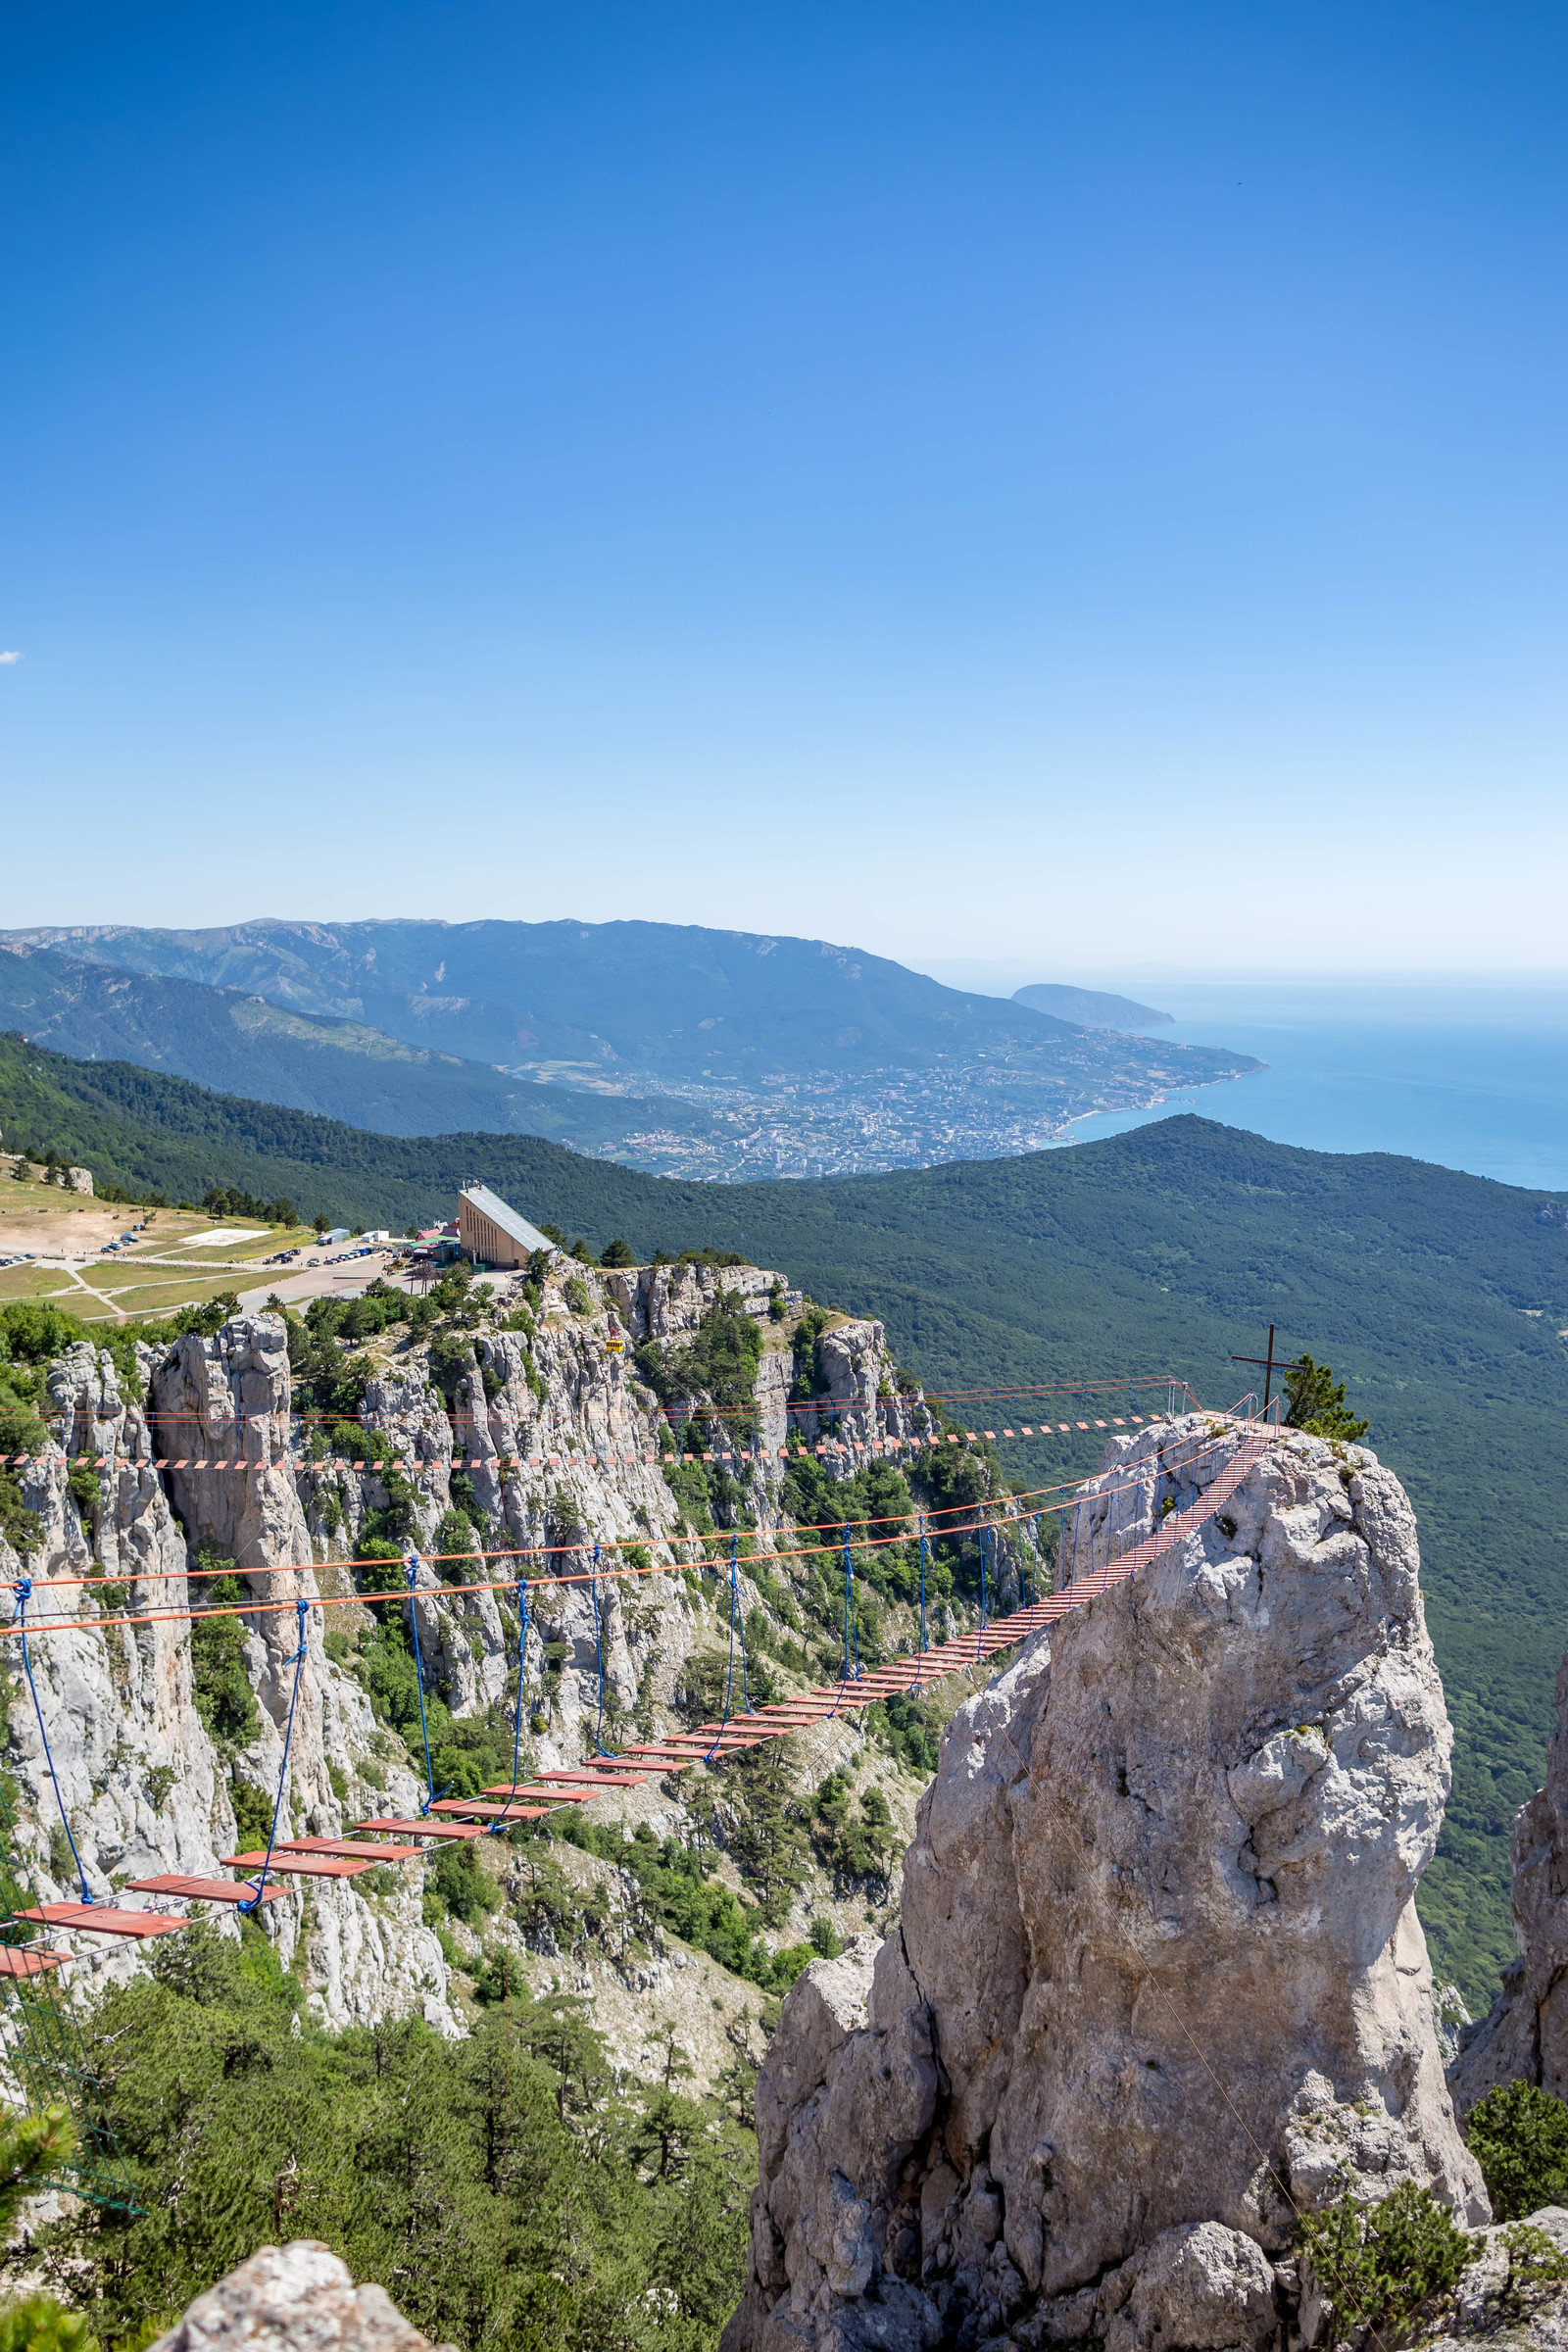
[350,1817,490,1840]
[427,1800,549,1822]
[128,1875,288,1907]
[276,1838,427,1862]
[223,1849,378,1880]
[0,1946,69,1977]
[14,1905,185,1940]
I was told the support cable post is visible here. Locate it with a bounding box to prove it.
[490,1565,529,1834]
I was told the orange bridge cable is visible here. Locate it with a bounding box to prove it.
[10,1472,1073,1587]
[0,1432,1261,1641]
[12,1406,1194,1468]
[46,1375,1195,1422]
[28,1374,1200,1435]
[0,1512,1098,1637]
[20,1410,1184,1454]
[5,1430,1247,1606]
[13,1494,1073,1592]
[7,1425,1246,1595]
[15,1446,1163,1586]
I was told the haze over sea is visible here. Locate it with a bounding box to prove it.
[1049,984,1568,1193]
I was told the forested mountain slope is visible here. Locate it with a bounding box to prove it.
[3,1029,1564,2007]
[0,948,722,1148]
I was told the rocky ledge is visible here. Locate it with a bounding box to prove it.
[725,1419,1488,2352]
[148,2241,455,2352]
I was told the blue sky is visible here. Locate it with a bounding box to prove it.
[3,2,1565,974]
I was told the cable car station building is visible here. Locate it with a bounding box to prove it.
[457,1184,556,1270]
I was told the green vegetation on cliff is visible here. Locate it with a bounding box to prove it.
[0,953,726,1148]
[3,1031,1564,2008]
[35,1926,750,2351]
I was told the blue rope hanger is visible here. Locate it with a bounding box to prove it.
[917,1512,928,1657]
[827,1523,861,1718]
[977,1523,988,1665]
[491,1566,529,1834]
[13,1580,92,1907]
[243,1594,310,1915]
[848,1526,860,1682]
[703,1537,748,1763]
[591,1543,616,1759]
[402,1550,448,1815]
[733,1540,751,1717]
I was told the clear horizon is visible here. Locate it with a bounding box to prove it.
[4,4,1565,969]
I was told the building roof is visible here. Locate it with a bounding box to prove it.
[459,1185,555,1255]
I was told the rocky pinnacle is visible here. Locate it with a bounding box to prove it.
[726,1415,1488,2352]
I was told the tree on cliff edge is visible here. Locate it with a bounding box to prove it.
[1284,1352,1369,1443]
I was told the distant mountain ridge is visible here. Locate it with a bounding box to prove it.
[3,916,1249,1086]
[1011,982,1173,1030]
[0,946,722,1152]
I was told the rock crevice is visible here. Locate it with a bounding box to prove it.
[1450,1650,1568,2116]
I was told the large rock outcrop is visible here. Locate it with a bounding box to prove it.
[1,1259,954,2037]
[9,1323,456,2031]
[727,1419,1487,2352]
[1449,1650,1568,2115]
[148,2240,454,2352]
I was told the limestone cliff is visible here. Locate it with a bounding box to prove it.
[8,1321,456,2028]
[0,1255,973,2045]
[1449,1649,1568,2115]
[726,1418,1486,2352]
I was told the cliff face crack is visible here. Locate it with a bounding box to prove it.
[726,1416,1488,2352]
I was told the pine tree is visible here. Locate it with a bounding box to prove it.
[724,1743,812,1927]
[0,2107,96,2352]
[1283,1353,1370,1443]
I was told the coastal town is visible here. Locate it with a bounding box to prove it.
[585,1050,1241,1178]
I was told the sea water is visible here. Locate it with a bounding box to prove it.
[1056,983,1568,1193]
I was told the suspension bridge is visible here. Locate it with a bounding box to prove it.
[0,1389,1279,2205]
